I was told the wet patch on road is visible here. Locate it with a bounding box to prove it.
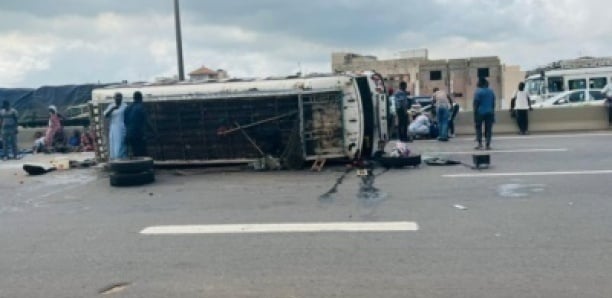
[497,183,546,198]
[318,169,351,203]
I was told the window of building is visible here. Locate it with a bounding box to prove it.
[477,68,490,78]
[430,71,442,81]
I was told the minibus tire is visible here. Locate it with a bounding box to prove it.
[109,157,154,174]
[110,170,155,187]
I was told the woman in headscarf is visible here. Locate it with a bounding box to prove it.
[104,92,128,159]
[44,105,63,150]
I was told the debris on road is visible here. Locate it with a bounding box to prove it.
[98,282,130,295]
[23,163,56,176]
[454,204,468,210]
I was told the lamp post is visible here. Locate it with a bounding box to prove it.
[174,0,185,81]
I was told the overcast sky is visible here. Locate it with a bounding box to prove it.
[0,0,609,88]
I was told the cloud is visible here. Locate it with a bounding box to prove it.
[0,0,611,87]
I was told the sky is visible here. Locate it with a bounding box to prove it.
[0,0,609,88]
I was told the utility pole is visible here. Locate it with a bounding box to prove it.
[174,0,185,81]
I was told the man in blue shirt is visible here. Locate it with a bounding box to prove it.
[473,78,496,150]
[394,81,412,142]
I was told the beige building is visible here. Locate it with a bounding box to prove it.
[501,65,526,109]
[332,52,423,95]
[332,51,504,110]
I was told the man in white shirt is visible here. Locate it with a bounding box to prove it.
[601,78,612,127]
[511,82,533,135]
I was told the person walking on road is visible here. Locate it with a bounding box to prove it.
[0,100,19,160]
[124,91,150,157]
[104,92,128,160]
[394,81,412,142]
[601,78,612,127]
[448,102,460,138]
[473,78,496,150]
[511,82,533,135]
[432,87,454,141]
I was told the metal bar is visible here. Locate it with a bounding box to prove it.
[298,93,306,159]
[233,122,265,156]
[174,0,185,81]
[218,111,297,135]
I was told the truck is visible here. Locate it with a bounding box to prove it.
[89,72,389,167]
[525,66,612,104]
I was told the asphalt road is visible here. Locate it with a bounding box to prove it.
[1,132,612,298]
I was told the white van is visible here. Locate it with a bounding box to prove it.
[525,67,612,104]
[90,73,389,166]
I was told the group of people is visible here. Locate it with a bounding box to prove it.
[391,77,497,150]
[104,91,150,160]
[391,82,463,143]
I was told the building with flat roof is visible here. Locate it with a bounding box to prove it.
[332,51,507,110]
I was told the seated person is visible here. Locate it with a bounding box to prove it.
[68,130,81,150]
[409,112,431,138]
[81,127,96,152]
[33,131,46,154]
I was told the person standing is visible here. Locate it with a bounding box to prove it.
[601,78,612,127]
[104,92,128,160]
[44,105,63,151]
[0,100,19,160]
[511,82,533,135]
[433,87,454,141]
[473,78,496,150]
[394,81,412,142]
[448,102,460,138]
[124,91,150,157]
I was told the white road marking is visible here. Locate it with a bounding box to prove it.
[491,132,612,140]
[412,132,612,143]
[444,170,612,178]
[140,222,419,235]
[429,148,568,155]
[447,132,612,142]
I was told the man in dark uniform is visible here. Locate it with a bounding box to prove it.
[124,91,150,157]
[394,81,412,142]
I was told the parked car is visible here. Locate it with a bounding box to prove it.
[389,95,433,114]
[537,89,605,108]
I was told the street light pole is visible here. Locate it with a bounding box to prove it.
[174,0,185,81]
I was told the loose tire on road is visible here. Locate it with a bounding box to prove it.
[109,157,154,174]
[110,170,155,187]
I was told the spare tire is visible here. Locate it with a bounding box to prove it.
[109,157,154,174]
[110,170,155,187]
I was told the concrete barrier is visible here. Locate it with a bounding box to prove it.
[453,105,610,135]
[13,106,607,151]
